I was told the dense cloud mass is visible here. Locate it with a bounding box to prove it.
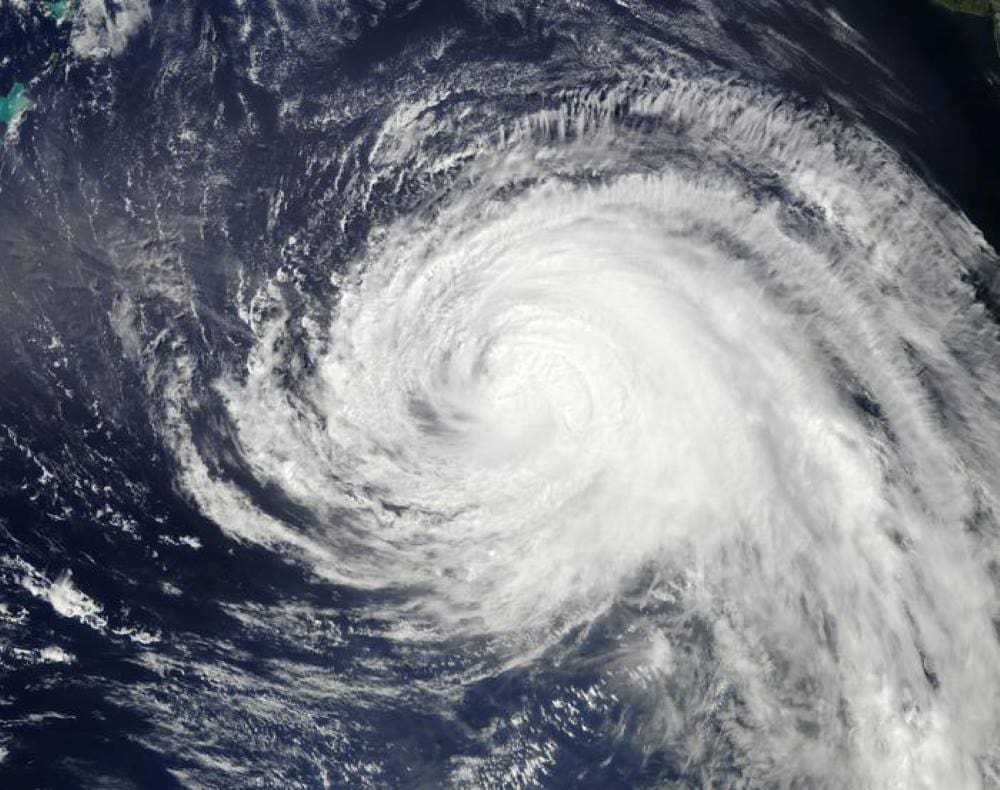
[179,76,1000,787]
[2,0,999,787]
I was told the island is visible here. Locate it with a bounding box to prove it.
[0,83,31,129]
[46,1,73,23]
[1,1,73,139]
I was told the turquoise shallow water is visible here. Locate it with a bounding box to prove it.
[0,83,31,128]
[46,1,72,22]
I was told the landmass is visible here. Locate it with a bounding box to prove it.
[933,0,1000,55]
[0,1,73,139]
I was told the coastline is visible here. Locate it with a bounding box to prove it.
[933,0,1000,54]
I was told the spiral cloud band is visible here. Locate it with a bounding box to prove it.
[145,72,1000,787]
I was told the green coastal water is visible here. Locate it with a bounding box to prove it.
[46,1,73,22]
[0,83,31,128]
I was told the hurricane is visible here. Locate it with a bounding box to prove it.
[2,0,999,787]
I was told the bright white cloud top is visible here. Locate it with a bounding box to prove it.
[141,75,1000,787]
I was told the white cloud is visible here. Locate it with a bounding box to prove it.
[22,568,107,631]
[71,0,151,59]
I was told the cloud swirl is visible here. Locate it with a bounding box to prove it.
[153,75,1000,786]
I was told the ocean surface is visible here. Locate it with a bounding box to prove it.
[2,1,1000,787]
